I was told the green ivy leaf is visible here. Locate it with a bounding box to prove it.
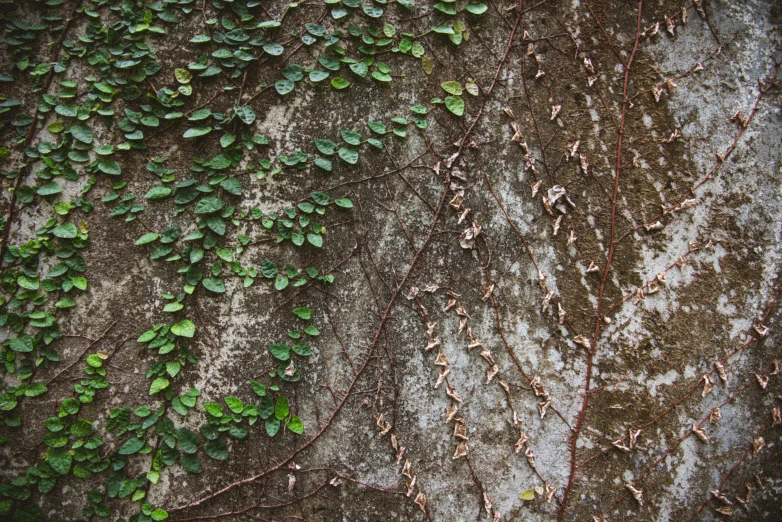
[203,403,224,418]
[445,95,465,116]
[250,381,266,397]
[135,232,159,245]
[145,186,172,199]
[52,222,78,238]
[183,126,212,138]
[171,319,195,338]
[367,121,387,134]
[70,124,93,144]
[303,325,320,336]
[47,448,72,474]
[174,428,199,454]
[265,418,280,437]
[306,233,323,248]
[311,192,330,205]
[465,3,488,14]
[234,105,256,124]
[275,395,289,420]
[194,196,224,214]
[331,77,350,89]
[269,343,291,361]
[275,274,289,290]
[340,130,362,145]
[334,198,353,208]
[261,259,278,278]
[309,70,330,82]
[224,396,243,413]
[118,436,146,455]
[202,277,226,293]
[180,454,202,473]
[149,377,170,395]
[275,79,295,95]
[314,157,332,171]
[293,307,313,320]
[204,440,229,460]
[287,415,303,434]
[338,147,358,164]
[441,81,463,95]
[314,139,337,155]
[263,43,284,55]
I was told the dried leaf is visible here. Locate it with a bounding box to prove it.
[531,180,543,197]
[480,348,495,365]
[446,386,462,403]
[486,365,499,384]
[524,447,535,467]
[454,421,469,441]
[558,302,566,324]
[288,474,296,492]
[702,374,714,397]
[414,491,427,511]
[715,361,728,384]
[552,215,562,236]
[712,489,733,506]
[515,432,529,453]
[453,440,469,459]
[772,405,781,427]
[481,284,495,302]
[755,373,769,389]
[665,15,675,35]
[752,436,765,454]
[427,322,437,337]
[406,475,417,497]
[586,261,600,273]
[434,351,449,367]
[545,483,555,502]
[714,506,733,516]
[573,335,591,349]
[710,407,722,424]
[626,484,643,506]
[541,291,554,312]
[753,323,769,336]
[446,404,459,424]
[425,338,441,351]
[330,476,343,487]
[629,428,641,448]
[550,105,562,120]
[567,230,577,246]
[435,367,450,389]
[537,399,551,419]
[483,492,493,517]
[402,459,412,479]
[693,423,710,444]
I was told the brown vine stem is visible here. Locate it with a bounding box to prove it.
[45,320,117,386]
[597,345,782,519]
[684,414,773,522]
[616,57,781,245]
[576,282,782,470]
[558,2,644,520]
[169,180,450,517]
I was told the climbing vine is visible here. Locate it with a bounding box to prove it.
[1,0,781,521]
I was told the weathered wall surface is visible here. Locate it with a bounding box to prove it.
[1,0,781,521]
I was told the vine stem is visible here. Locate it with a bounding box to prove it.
[557,2,643,520]
[169,179,450,516]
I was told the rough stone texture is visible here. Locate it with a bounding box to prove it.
[1,0,781,521]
